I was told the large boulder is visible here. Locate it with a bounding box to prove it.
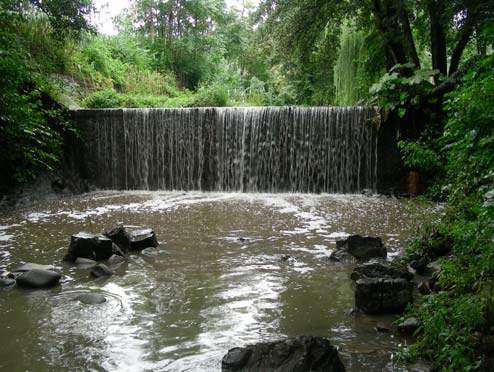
[354,277,412,314]
[104,224,131,254]
[129,229,159,251]
[350,259,413,281]
[331,235,386,262]
[64,232,113,262]
[16,269,61,288]
[351,259,413,314]
[221,336,346,372]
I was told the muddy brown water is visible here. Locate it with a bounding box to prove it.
[0,192,440,371]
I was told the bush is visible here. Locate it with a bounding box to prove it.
[403,55,494,371]
[0,12,72,192]
[187,83,229,107]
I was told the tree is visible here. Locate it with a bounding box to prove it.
[1,0,94,36]
[258,0,494,96]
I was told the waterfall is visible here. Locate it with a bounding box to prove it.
[76,106,379,193]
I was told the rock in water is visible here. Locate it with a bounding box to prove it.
[397,317,421,335]
[351,259,413,314]
[129,229,159,251]
[104,224,131,253]
[64,232,113,261]
[221,336,346,372]
[141,247,159,257]
[355,277,412,314]
[90,264,113,278]
[0,278,16,288]
[334,235,386,261]
[350,259,413,281]
[76,293,107,304]
[12,263,57,272]
[107,254,126,266]
[75,257,97,265]
[16,269,61,288]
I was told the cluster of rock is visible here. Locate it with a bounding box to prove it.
[63,225,159,278]
[0,263,61,289]
[0,224,159,294]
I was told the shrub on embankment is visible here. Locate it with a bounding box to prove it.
[402,55,494,371]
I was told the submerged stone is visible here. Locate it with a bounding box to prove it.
[76,293,107,304]
[107,254,126,266]
[221,336,346,372]
[75,257,97,265]
[16,269,61,288]
[90,263,113,278]
[129,229,159,251]
[0,278,16,287]
[141,247,159,257]
[12,263,56,272]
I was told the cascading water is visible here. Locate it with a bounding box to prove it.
[75,106,379,193]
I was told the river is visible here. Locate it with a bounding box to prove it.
[0,191,439,371]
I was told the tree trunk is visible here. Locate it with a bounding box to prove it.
[428,0,447,82]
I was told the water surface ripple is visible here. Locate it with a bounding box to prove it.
[0,192,441,371]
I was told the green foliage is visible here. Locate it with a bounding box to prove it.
[398,140,442,173]
[334,25,371,105]
[67,33,180,98]
[83,89,192,109]
[0,10,73,191]
[403,55,494,371]
[369,65,438,117]
[187,82,229,107]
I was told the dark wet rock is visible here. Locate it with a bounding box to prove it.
[0,278,16,287]
[409,258,428,273]
[375,322,391,333]
[76,293,107,304]
[75,257,97,265]
[12,263,56,273]
[141,247,159,257]
[427,233,452,259]
[90,264,113,278]
[417,279,431,295]
[425,261,441,275]
[112,242,126,257]
[64,232,113,262]
[104,224,131,254]
[221,336,346,372]
[279,254,296,263]
[107,254,126,266]
[355,277,412,314]
[238,237,247,242]
[129,229,159,251]
[397,317,421,335]
[350,259,413,282]
[16,269,61,288]
[333,235,386,262]
[361,189,373,197]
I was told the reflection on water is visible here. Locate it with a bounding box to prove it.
[0,192,441,371]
